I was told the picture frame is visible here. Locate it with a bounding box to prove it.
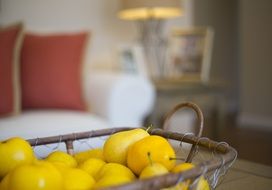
[117,44,148,78]
[166,27,214,83]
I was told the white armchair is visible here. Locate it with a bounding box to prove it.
[86,71,155,127]
[0,71,155,142]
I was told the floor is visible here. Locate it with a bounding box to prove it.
[203,114,272,166]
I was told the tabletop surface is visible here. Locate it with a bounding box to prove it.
[217,159,272,190]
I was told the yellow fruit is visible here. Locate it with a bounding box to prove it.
[94,175,132,189]
[62,168,95,190]
[162,182,190,190]
[8,160,63,190]
[171,162,195,173]
[196,176,210,190]
[167,163,195,190]
[96,163,135,181]
[127,135,176,175]
[51,163,68,176]
[78,158,106,178]
[139,163,169,179]
[0,137,35,178]
[103,128,149,165]
[45,151,77,167]
[74,148,104,164]
[0,173,10,190]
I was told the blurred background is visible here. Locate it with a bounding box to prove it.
[0,0,271,165]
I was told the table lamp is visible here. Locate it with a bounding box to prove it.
[118,0,183,78]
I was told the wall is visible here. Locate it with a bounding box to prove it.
[238,0,272,129]
[192,0,272,129]
[0,0,193,68]
[192,0,239,112]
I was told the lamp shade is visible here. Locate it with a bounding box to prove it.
[118,0,182,20]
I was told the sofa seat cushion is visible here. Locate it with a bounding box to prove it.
[0,110,109,140]
[0,110,110,157]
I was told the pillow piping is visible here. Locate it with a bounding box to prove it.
[13,23,24,115]
[0,22,24,117]
[81,32,91,112]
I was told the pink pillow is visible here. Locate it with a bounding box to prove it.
[0,23,23,116]
[21,32,89,110]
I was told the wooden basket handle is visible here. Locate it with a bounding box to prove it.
[162,102,204,162]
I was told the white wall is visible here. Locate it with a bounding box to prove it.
[0,0,193,68]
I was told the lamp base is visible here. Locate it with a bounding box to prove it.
[137,19,168,79]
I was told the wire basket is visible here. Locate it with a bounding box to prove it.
[27,102,237,190]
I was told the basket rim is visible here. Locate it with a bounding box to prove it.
[27,127,237,190]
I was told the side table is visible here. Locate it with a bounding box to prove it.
[147,78,227,140]
[217,159,272,190]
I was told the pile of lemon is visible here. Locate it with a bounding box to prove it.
[0,128,210,190]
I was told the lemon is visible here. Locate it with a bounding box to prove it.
[94,175,132,189]
[45,151,77,168]
[162,182,190,190]
[94,162,135,189]
[103,128,149,165]
[96,163,135,181]
[171,162,195,173]
[51,162,70,173]
[78,158,106,178]
[127,135,176,175]
[166,163,195,190]
[74,148,104,164]
[8,160,63,190]
[196,176,210,190]
[0,137,35,178]
[0,172,10,190]
[62,168,95,190]
[139,163,169,179]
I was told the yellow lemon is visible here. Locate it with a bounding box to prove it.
[51,162,70,174]
[62,168,95,190]
[196,176,210,190]
[127,135,176,175]
[45,151,77,168]
[74,148,104,163]
[8,160,63,190]
[167,163,195,190]
[94,175,133,189]
[78,158,106,178]
[139,163,169,179]
[96,163,135,181]
[0,173,11,190]
[0,137,35,178]
[162,182,190,190]
[171,162,195,173]
[103,128,149,165]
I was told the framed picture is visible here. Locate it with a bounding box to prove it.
[117,44,148,78]
[166,27,214,82]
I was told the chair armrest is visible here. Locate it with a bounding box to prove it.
[84,71,155,127]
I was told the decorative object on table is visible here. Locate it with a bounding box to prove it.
[117,44,148,78]
[166,27,214,83]
[118,0,183,79]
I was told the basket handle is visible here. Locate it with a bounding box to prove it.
[162,102,204,162]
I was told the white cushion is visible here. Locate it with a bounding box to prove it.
[0,110,111,157]
[0,110,110,140]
